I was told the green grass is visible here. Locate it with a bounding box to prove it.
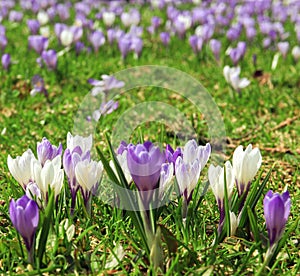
[0,2,299,275]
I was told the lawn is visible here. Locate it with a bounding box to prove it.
[0,0,299,275]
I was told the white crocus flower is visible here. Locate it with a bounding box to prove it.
[292,45,300,61]
[60,29,74,47]
[223,65,250,92]
[37,10,49,25]
[208,161,234,204]
[175,140,211,202]
[7,149,37,189]
[232,144,262,196]
[103,11,116,27]
[31,155,64,200]
[75,159,103,192]
[67,132,92,154]
[109,150,132,184]
[177,14,192,31]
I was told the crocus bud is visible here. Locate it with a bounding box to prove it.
[41,49,57,70]
[9,195,39,262]
[27,19,40,35]
[103,11,116,27]
[160,32,170,46]
[1,53,10,70]
[263,190,290,247]
[277,41,289,58]
[232,144,262,197]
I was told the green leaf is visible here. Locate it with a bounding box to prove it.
[37,189,55,267]
[247,206,260,243]
[97,135,150,255]
[239,168,271,229]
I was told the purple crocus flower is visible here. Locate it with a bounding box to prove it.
[189,35,203,55]
[277,41,289,58]
[9,10,23,22]
[160,32,170,46]
[28,35,48,55]
[118,35,132,60]
[9,195,39,263]
[30,75,48,98]
[263,190,291,247]
[75,41,85,55]
[209,39,221,61]
[127,141,165,208]
[0,25,5,36]
[63,146,90,214]
[0,35,8,51]
[27,19,40,35]
[130,36,143,58]
[37,137,63,166]
[151,16,162,31]
[89,74,125,96]
[165,144,182,171]
[89,30,105,53]
[1,53,10,70]
[41,49,57,70]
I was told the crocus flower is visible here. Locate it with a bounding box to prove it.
[66,132,92,154]
[103,11,116,27]
[26,182,42,207]
[89,75,125,96]
[0,35,7,51]
[30,75,48,98]
[292,45,300,62]
[208,161,234,233]
[7,149,37,190]
[158,163,174,200]
[75,159,103,209]
[89,30,106,53]
[263,190,291,247]
[37,137,63,166]
[232,144,262,198]
[31,155,64,202]
[209,39,221,61]
[175,140,211,218]
[37,10,49,25]
[165,144,182,171]
[277,41,289,58]
[63,146,91,214]
[27,19,40,35]
[9,195,39,263]
[160,32,170,46]
[60,29,74,47]
[9,10,23,22]
[127,141,165,208]
[223,65,250,93]
[28,35,48,55]
[92,100,119,120]
[1,53,10,70]
[41,49,57,70]
[118,35,132,59]
[109,148,132,184]
[189,35,203,55]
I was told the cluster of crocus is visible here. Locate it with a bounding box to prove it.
[63,132,103,214]
[2,0,300,78]
[114,139,211,218]
[208,144,262,235]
